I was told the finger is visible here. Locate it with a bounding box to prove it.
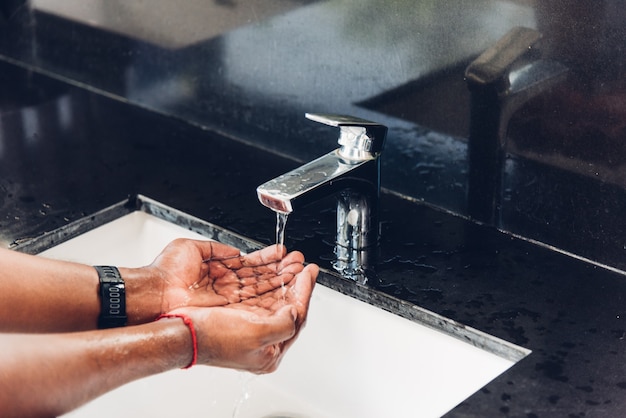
[201,241,241,262]
[258,305,298,346]
[270,265,318,354]
[276,328,300,356]
[250,342,286,375]
[290,264,318,327]
[238,264,317,311]
[275,260,304,278]
[241,245,286,268]
[277,251,305,271]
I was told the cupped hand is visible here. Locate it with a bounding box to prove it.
[174,263,318,373]
[147,239,305,313]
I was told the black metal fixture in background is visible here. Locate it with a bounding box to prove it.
[465,26,568,225]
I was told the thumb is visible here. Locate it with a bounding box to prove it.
[259,305,298,346]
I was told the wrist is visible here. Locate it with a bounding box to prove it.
[110,319,195,375]
[119,267,165,325]
[156,314,198,368]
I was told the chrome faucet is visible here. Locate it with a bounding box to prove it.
[465,27,568,224]
[257,113,387,282]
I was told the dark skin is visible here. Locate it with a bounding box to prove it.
[0,240,318,417]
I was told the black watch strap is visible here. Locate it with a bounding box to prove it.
[95,265,127,329]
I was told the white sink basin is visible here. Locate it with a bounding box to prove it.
[36,205,527,418]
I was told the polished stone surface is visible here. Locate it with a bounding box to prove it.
[2,0,625,272]
[2,1,626,416]
[1,62,626,416]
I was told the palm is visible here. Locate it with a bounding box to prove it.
[226,263,318,350]
[173,263,318,373]
[150,240,304,311]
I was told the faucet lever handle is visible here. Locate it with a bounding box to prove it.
[305,113,387,161]
[465,26,543,86]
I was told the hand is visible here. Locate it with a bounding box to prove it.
[174,263,319,373]
[147,240,306,313]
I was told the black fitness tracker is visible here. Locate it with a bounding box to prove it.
[95,265,127,329]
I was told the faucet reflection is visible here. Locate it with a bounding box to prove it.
[465,27,568,224]
[257,113,387,283]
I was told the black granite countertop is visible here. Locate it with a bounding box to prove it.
[3,1,626,416]
[1,60,626,417]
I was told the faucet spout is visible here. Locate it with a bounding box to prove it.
[257,113,387,281]
[256,148,377,214]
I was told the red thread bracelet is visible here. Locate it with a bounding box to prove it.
[156,313,198,369]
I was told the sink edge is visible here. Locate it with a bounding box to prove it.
[13,194,530,363]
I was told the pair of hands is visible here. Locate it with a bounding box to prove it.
[145,239,318,373]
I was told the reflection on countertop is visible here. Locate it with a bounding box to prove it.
[16,0,624,274]
[2,1,626,415]
[1,59,626,417]
[31,0,319,49]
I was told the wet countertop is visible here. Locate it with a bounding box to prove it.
[4,0,626,277]
[1,62,626,417]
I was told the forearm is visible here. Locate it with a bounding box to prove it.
[0,248,163,332]
[0,248,100,332]
[0,240,304,332]
[0,319,191,418]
